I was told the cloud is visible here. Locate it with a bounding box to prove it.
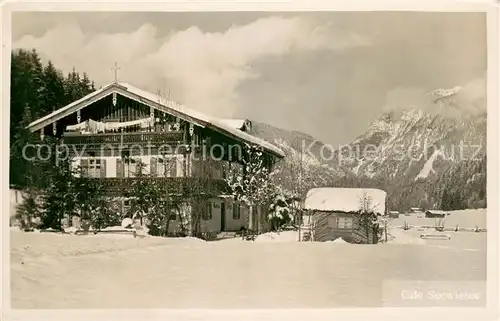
[13,16,370,117]
[381,76,486,119]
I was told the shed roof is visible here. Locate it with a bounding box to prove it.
[304,187,387,214]
[425,210,449,215]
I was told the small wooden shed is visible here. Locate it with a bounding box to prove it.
[302,188,387,244]
[388,210,400,218]
[425,210,448,218]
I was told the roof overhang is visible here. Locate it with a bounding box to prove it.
[26,82,285,159]
[27,83,207,133]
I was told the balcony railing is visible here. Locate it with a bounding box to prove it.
[63,131,184,146]
[81,177,230,196]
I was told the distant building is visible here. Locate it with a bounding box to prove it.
[424,210,448,218]
[388,210,400,218]
[302,187,387,244]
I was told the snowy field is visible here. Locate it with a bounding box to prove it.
[390,209,486,229]
[10,209,487,309]
[386,209,487,249]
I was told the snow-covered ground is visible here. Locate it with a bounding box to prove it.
[384,209,487,252]
[390,208,486,229]
[11,209,486,309]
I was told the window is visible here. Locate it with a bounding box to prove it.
[336,217,354,229]
[212,161,223,179]
[202,202,212,220]
[123,199,132,214]
[82,158,102,178]
[124,158,139,177]
[233,204,241,220]
[157,157,169,177]
[157,157,166,177]
[157,157,177,177]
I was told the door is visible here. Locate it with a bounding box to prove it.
[220,202,226,231]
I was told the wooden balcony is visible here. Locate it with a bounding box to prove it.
[81,177,230,197]
[63,131,184,146]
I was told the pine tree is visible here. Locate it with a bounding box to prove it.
[81,72,93,95]
[10,49,96,188]
[39,144,77,230]
[73,175,108,231]
[15,187,41,230]
[10,104,36,187]
[42,60,65,115]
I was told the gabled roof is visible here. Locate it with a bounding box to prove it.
[304,187,387,214]
[27,82,285,158]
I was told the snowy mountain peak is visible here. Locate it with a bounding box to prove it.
[427,86,462,99]
[400,108,424,122]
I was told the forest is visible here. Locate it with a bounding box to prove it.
[10,48,96,188]
[328,157,487,212]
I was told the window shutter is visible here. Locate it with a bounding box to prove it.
[191,159,197,177]
[169,158,177,177]
[80,159,89,177]
[150,157,157,177]
[135,159,141,175]
[233,204,240,220]
[100,159,107,178]
[116,158,123,178]
[179,157,185,177]
[201,202,207,220]
[215,161,222,179]
[208,202,212,220]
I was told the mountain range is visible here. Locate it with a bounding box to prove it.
[248,85,487,211]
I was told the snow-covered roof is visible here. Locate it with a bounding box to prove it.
[425,210,449,215]
[303,188,387,214]
[27,82,284,158]
[27,83,115,131]
[119,82,214,124]
[218,119,250,130]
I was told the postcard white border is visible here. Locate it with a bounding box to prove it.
[1,1,499,320]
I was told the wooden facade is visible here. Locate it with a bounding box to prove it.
[303,211,378,244]
[27,82,284,235]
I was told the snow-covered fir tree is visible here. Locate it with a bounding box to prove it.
[224,143,277,233]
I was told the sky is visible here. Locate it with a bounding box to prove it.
[11,11,486,146]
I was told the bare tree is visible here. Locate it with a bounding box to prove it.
[225,143,277,238]
[356,192,380,244]
[127,160,182,236]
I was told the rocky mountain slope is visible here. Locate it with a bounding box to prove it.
[249,84,487,211]
[247,122,346,195]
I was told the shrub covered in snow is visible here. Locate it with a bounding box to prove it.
[268,189,297,231]
[224,143,278,234]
